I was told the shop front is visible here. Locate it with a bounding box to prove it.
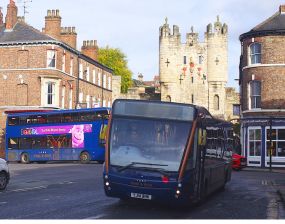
[242,118,285,168]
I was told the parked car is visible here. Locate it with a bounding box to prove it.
[0,158,10,190]
[232,153,247,170]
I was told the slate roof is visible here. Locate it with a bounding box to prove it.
[240,11,285,41]
[0,21,55,43]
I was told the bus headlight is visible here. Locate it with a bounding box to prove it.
[105,181,110,186]
[104,175,108,179]
[176,190,180,195]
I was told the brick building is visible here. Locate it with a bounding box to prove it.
[239,5,285,168]
[0,1,113,157]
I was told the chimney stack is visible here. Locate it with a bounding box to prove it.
[0,7,3,25]
[81,40,99,61]
[5,0,18,30]
[60,26,77,49]
[43,9,62,40]
[280,5,285,14]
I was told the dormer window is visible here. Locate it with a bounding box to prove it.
[249,43,261,64]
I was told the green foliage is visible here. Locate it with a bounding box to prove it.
[98,47,132,93]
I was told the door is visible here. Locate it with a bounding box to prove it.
[247,127,262,167]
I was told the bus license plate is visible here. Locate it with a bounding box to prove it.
[131,193,152,200]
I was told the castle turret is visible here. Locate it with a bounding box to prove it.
[206,15,228,117]
[206,15,228,82]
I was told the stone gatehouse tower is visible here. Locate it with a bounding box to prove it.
[159,16,228,118]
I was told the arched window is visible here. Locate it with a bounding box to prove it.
[214,95,219,111]
[166,95,171,102]
[249,80,261,109]
[249,43,261,64]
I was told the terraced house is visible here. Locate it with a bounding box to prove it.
[0,1,113,115]
[0,0,113,157]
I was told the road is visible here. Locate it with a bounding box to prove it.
[0,162,284,219]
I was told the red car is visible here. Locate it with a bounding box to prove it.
[232,153,247,170]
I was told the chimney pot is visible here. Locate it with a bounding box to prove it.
[280,5,285,14]
[72,27,75,33]
[56,9,60,16]
[47,10,51,16]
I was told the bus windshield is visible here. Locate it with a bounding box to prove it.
[109,117,192,172]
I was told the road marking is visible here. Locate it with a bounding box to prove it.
[0,202,7,205]
[0,186,47,193]
[84,214,106,219]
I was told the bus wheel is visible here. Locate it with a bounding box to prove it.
[20,153,30,164]
[0,172,8,191]
[80,152,90,163]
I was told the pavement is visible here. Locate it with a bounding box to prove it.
[243,167,285,208]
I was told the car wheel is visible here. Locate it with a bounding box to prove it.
[21,153,30,164]
[80,152,90,163]
[0,172,8,191]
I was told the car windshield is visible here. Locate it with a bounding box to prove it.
[109,117,192,172]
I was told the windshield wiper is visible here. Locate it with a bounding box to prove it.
[117,162,168,173]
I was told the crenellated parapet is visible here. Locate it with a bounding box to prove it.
[206,15,228,37]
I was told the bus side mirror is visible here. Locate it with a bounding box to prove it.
[198,129,207,146]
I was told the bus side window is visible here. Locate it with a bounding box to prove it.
[36,115,47,124]
[80,112,97,122]
[19,116,29,125]
[32,137,47,149]
[62,113,72,123]
[47,114,62,123]
[98,111,109,120]
[8,117,19,126]
[8,138,19,150]
[19,138,33,149]
[71,113,80,122]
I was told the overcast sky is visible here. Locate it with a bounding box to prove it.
[2,0,285,90]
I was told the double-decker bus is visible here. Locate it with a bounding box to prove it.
[103,99,232,205]
[5,108,110,163]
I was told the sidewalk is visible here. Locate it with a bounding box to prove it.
[243,167,285,174]
[243,167,285,208]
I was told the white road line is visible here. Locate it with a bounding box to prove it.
[1,186,47,193]
[84,214,106,219]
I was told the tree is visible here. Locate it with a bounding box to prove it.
[98,47,132,93]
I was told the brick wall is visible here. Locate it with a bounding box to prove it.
[240,35,285,112]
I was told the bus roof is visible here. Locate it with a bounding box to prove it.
[112,99,197,121]
[6,107,111,117]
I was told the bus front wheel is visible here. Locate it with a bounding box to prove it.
[20,153,30,164]
[80,152,90,163]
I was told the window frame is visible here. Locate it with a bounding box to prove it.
[249,42,261,65]
[249,80,261,109]
[47,50,57,68]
